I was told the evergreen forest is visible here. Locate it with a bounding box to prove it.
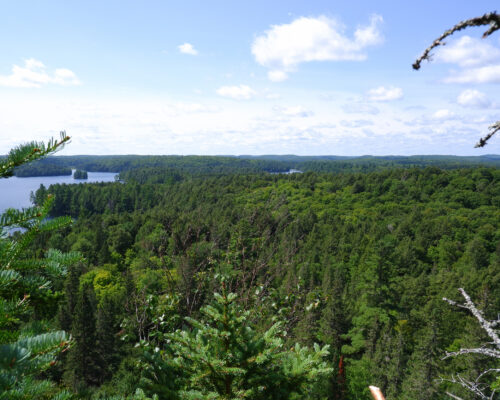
[3,144,498,399]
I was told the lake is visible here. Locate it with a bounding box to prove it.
[0,172,117,214]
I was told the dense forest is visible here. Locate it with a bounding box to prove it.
[14,161,497,399]
[9,153,500,177]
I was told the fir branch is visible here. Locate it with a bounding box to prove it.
[0,131,70,178]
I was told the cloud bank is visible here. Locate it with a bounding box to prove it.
[252,14,383,81]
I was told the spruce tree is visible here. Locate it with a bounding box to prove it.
[65,282,99,390]
[143,280,332,400]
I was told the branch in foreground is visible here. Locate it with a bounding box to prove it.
[413,12,500,70]
[0,131,70,178]
[475,121,500,148]
[443,288,500,349]
[413,12,500,147]
[443,348,500,360]
[442,289,499,400]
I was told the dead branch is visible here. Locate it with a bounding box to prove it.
[441,289,500,400]
[413,12,500,70]
[445,392,464,400]
[443,288,500,349]
[413,12,500,147]
[443,348,500,359]
[475,121,500,148]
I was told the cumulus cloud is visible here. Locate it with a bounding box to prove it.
[0,58,81,88]
[274,105,313,117]
[178,43,198,55]
[433,36,500,84]
[367,86,403,101]
[444,65,500,84]
[435,36,500,68]
[456,89,492,108]
[252,14,383,81]
[216,84,256,100]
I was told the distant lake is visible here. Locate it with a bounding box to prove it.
[0,171,117,214]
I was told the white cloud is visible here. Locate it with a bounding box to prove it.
[457,89,492,108]
[268,70,288,82]
[433,36,500,84]
[274,105,313,117]
[444,64,500,84]
[0,58,81,88]
[434,36,500,68]
[252,14,383,81]
[178,43,198,55]
[216,84,256,100]
[432,109,456,120]
[367,86,403,101]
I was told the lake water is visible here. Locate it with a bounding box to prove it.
[0,172,117,214]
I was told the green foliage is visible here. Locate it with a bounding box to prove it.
[8,159,500,398]
[73,169,88,180]
[0,131,70,178]
[139,281,331,400]
[0,133,82,399]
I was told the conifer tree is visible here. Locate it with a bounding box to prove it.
[143,279,332,400]
[65,282,99,390]
[0,132,80,399]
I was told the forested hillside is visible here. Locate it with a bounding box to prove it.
[10,153,500,176]
[27,165,499,399]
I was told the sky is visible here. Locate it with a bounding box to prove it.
[0,0,499,156]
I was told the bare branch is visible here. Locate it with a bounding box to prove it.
[475,121,500,148]
[440,375,491,400]
[476,368,500,382]
[457,288,500,348]
[445,392,464,400]
[413,12,500,70]
[443,348,500,359]
[413,12,500,147]
[441,289,500,400]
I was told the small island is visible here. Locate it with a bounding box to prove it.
[73,169,88,180]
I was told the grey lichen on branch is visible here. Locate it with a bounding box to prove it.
[413,12,500,147]
[440,288,500,400]
[413,12,500,71]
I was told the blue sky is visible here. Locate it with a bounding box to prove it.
[0,0,499,155]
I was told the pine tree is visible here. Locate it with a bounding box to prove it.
[143,279,332,400]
